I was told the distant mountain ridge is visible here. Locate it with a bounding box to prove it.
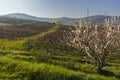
[5,13,76,23]
[4,13,120,23]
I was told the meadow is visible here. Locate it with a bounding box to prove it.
[0,20,119,80]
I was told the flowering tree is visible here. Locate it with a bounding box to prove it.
[62,17,120,73]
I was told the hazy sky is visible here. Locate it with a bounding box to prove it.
[0,0,120,18]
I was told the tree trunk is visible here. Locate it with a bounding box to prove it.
[94,60,103,74]
[96,65,102,74]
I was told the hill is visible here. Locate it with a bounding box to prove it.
[81,15,110,22]
[5,13,118,23]
[0,16,54,39]
[5,13,76,23]
[0,16,119,80]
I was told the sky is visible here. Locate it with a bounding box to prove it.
[0,0,120,18]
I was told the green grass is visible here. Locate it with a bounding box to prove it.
[0,41,119,80]
[0,56,117,80]
[1,40,119,80]
[24,40,82,56]
[0,24,119,80]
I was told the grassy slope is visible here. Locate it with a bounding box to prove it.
[0,49,118,80]
[0,24,119,80]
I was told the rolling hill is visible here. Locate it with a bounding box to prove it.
[5,13,118,23]
[0,16,54,40]
[0,14,119,80]
[5,13,76,23]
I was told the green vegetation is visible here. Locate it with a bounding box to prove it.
[24,41,80,56]
[0,20,119,80]
[0,42,118,80]
[55,20,61,26]
[0,56,116,80]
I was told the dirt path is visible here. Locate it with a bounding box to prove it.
[8,50,27,53]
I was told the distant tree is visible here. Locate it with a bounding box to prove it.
[61,17,120,74]
[55,20,61,26]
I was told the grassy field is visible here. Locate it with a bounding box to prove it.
[0,40,119,80]
[0,23,119,80]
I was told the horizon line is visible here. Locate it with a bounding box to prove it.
[1,12,120,18]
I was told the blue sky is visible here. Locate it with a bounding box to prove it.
[0,0,120,18]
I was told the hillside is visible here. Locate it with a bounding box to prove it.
[5,13,118,23]
[80,15,111,22]
[0,17,119,80]
[5,13,76,23]
[0,16,54,39]
[23,22,120,80]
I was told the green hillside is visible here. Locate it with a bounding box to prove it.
[0,40,119,80]
[0,18,119,80]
